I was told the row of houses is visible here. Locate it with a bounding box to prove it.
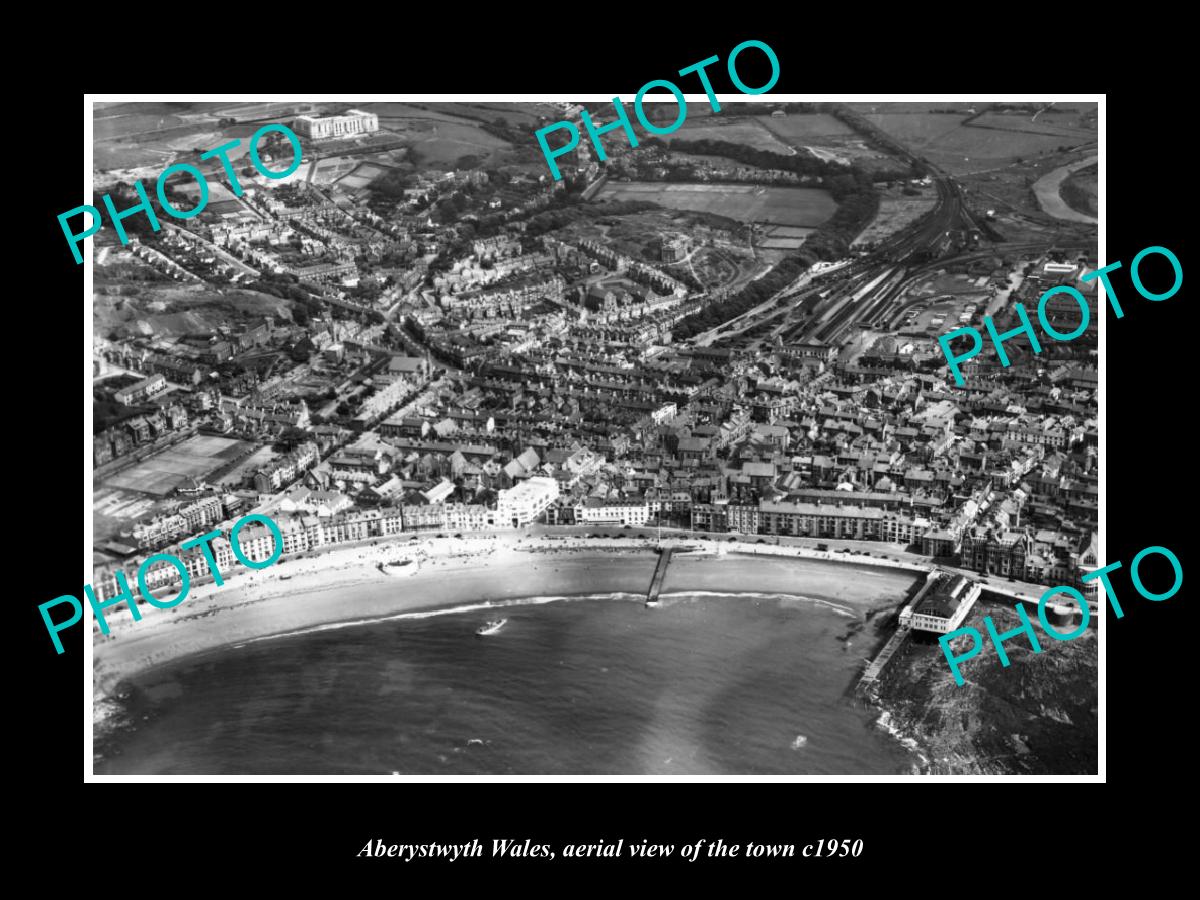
[691,499,931,544]
[92,478,562,602]
[130,495,227,550]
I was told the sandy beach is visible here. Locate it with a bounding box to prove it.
[93,534,924,701]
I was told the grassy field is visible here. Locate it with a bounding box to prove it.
[866,110,1096,175]
[597,182,836,227]
[95,101,217,117]
[759,113,855,140]
[94,113,187,141]
[865,112,967,146]
[970,110,1095,140]
[667,117,795,154]
[93,110,253,173]
[366,118,513,169]
[441,102,557,128]
[360,102,486,124]
[409,121,511,166]
[94,144,172,170]
[845,102,975,114]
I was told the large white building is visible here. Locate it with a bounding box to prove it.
[497,476,559,527]
[899,573,982,634]
[293,109,379,141]
[576,501,658,528]
[651,402,677,425]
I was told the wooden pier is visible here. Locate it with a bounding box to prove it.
[646,548,674,604]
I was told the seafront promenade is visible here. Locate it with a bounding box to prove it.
[92,529,927,702]
[92,515,1084,714]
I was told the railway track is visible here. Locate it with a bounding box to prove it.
[688,105,1080,352]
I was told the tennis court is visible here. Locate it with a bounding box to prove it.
[103,434,250,497]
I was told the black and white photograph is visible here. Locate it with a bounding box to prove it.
[80,93,1104,778]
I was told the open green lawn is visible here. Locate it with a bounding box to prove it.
[597,182,836,227]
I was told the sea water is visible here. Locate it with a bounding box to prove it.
[95,592,917,775]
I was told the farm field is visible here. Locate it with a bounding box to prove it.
[866,110,1097,175]
[597,182,836,227]
[374,118,513,169]
[846,102,976,115]
[94,112,187,141]
[94,144,171,170]
[970,111,1095,140]
[95,101,230,117]
[864,112,966,148]
[359,102,481,123]
[439,102,558,128]
[408,121,511,166]
[92,108,261,174]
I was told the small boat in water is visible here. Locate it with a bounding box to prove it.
[476,618,507,636]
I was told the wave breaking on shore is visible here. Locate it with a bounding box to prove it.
[231,592,648,647]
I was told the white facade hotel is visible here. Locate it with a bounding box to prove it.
[576,501,658,528]
[293,109,379,141]
[497,476,559,527]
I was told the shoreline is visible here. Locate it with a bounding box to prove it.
[93,535,925,702]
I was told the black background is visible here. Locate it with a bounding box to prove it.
[21,25,1191,884]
